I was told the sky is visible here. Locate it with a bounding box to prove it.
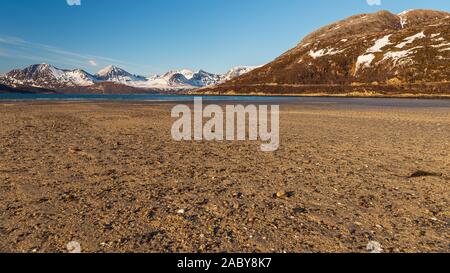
[0,0,449,76]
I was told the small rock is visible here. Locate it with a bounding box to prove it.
[366,241,383,253]
[348,225,358,235]
[68,147,82,154]
[274,191,294,198]
[103,223,114,231]
[232,192,243,198]
[177,208,186,214]
[276,191,286,198]
[293,207,307,214]
[66,241,82,253]
[409,170,440,178]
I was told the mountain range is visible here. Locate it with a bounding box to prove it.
[0,64,259,94]
[1,9,449,96]
[198,9,450,96]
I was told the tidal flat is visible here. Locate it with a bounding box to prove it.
[0,100,448,253]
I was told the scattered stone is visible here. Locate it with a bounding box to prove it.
[293,207,307,214]
[61,192,78,202]
[274,191,294,198]
[177,208,186,214]
[103,223,114,231]
[68,147,82,154]
[348,225,358,235]
[409,170,441,178]
[276,191,286,198]
[232,192,243,198]
[66,241,82,253]
[139,231,161,243]
[366,241,383,253]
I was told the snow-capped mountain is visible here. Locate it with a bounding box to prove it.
[137,67,259,89]
[189,70,223,87]
[220,66,261,83]
[0,64,260,93]
[2,64,97,88]
[127,69,219,90]
[144,69,198,88]
[96,65,146,83]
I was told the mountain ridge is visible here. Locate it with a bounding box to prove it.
[0,64,260,94]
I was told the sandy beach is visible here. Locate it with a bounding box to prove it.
[0,100,448,253]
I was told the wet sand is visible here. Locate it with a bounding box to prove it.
[0,101,448,253]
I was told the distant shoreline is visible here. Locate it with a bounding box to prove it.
[2,92,450,100]
[190,93,450,100]
[2,94,450,110]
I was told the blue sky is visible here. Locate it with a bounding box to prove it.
[0,0,449,75]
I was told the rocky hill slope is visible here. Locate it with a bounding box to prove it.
[198,10,450,96]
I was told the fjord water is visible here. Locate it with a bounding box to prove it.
[0,93,450,108]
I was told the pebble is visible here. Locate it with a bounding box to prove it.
[68,147,82,153]
[276,191,286,198]
[366,241,383,253]
[293,207,307,214]
[66,241,82,253]
[177,209,186,214]
[274,191,294,198]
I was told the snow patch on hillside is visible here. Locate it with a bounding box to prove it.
[383,46,423,66]
[398,10,414,28]
[355,54,375,73]
[432,42,450,48]
[354,34,393,74]
[309,47,345,59]
[367,35,392,53]
[431,33,441,38]
[396,32,426,49]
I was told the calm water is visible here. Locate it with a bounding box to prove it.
[0,93,449,108]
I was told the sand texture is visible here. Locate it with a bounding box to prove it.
[0,101,448,253]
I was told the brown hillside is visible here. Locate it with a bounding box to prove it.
[198,10,450,96]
